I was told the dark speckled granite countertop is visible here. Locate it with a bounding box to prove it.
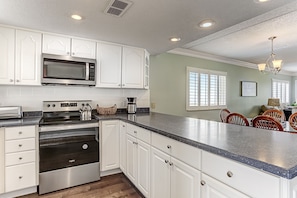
[96,112,297,180]
[2,112,297,179]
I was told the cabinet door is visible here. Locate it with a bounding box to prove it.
[96,43,122,88]
[170,157,200,198]
[201,173,250,198]
[101,120,120,171]
[126,134,137,185]
[42,34,71,56]
[119,121,127,174]
[15,30,41,85]
[150,147,170,198]
[137,140,150,198]
[72,38,96,59]
[0,128,4,193]
[122,46,144,88]
[0,27,15,85]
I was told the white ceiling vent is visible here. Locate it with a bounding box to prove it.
[104,0,133,17]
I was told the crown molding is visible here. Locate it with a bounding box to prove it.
[168,48,296,76]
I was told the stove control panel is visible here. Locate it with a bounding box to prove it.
[43,100,92,112]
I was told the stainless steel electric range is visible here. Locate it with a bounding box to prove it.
[38,100,100,195]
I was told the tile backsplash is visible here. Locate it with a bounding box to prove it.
[0,85,150,111]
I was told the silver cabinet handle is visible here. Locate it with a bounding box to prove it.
[122,84,125,86]
[10,79,13,82]
[200,180,206,186]
[134,131,137,134]
[167,145,171,149]
[18,144,22,147]
[19,157,23,160]
[67,52,70,55]
[16,80,20,82]
[133,142,138,145]
[19,131,22,135]
[227,171,233,178]
[19,176,23,179]
[165,160,169,164]
[72,52,75,56]
[69,159,76,163]
[169,162,173,166]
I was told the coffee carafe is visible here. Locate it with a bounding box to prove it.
[127,97,137,114]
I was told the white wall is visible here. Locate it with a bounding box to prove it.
[0,85,150,111]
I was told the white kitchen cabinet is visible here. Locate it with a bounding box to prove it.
[201,173,250,198]
[150,147,200,198]
[122,46,144,89]
[202,151,280,198]
[0,27,15,85]
[0,128,4,194]
[43,34,96,59]
[96,43,147,89]
[96,42,122,88]
[126,123,151,197]
[0,28,41,86]
[119,121,127,174]
[4,125,38,193]
[100,120,120,171]
[15,30,41,85]
[144,50,150,89]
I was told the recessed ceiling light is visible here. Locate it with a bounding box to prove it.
[254,0,271,3]
[199,19,215,28]
[71,14,82,20]
[170,37,181,42]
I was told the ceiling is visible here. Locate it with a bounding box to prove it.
[0,0,297,74]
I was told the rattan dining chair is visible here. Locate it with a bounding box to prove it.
[226,113,250,126]
[289,112,297,130]
[220,109,230,123]
[252,115,284,131]
[262,109,285,122]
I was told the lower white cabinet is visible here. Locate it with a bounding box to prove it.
[126,134,150,197]
[100,120,120,171]
[0,128,4,194]
[119,121,127,174]
[150,147,200,198]
[3,125,38,194]
[201,173,249,198]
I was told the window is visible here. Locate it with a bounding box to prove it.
[272,79,290,104]
[187,67,227,110]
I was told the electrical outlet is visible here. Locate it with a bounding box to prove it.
[151,102,156,109]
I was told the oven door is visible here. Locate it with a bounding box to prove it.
[39,122,99,173]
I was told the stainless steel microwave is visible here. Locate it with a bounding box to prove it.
[41,54,96,86]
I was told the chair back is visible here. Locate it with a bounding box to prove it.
[226,113,249,126]
[289,112,297,130]
[252,115,284,131]
[262,109,285,122]
[220,109,230,123]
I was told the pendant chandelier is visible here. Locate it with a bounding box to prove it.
[258,36,283,74]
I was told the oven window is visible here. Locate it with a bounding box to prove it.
[43,61,86,80]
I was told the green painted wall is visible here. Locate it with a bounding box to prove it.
[150,53,294,121]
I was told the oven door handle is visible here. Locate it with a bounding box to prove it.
[39,122,99,132]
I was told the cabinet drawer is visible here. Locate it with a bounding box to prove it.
[5,150,36,166]
[152,133,201,170]
[202,151,280,198]
[126,124,151,143]
[5,138,35,153]
[5,162,36,192]
[5,125,35,140]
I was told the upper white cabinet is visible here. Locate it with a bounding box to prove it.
[122,46,144,89]
[0,27,15,85]
[42,34,96,59]
[100,120,120,172]
[96,43,148,89]
[15,30,41,85]
[0,27,41,86]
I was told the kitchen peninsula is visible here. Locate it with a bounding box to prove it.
[1,112,297,197]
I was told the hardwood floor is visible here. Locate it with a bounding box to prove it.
[19,173,144,198]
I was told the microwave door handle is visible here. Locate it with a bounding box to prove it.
[86,63,89,80]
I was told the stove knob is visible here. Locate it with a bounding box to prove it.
[47,104,50,108]
[52,104,56,108]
